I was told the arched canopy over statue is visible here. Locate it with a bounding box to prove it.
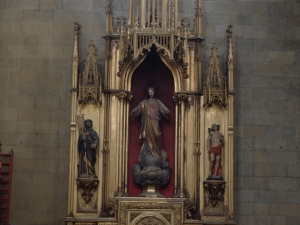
[130,87,172,195]
[78,119,99,177]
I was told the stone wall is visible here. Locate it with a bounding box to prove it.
[0,0,299,224]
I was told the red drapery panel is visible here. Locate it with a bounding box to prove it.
[128,50,175,197]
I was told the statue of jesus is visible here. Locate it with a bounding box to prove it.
[131,87,170,160]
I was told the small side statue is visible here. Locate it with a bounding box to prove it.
[78,119,99,177]
[207,124,224,180]
[130,87,171,194]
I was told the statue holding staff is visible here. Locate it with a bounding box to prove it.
[77,117,99,177]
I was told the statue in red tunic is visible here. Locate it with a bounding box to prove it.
[207,124,224,179]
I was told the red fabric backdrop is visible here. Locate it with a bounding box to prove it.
[128,50,175,197]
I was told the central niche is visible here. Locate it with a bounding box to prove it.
[128,48,175,197]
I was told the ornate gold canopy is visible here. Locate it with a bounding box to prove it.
[66,1,235,224]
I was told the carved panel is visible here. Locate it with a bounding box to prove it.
[78,41,102,104]
[118,200,182,225]
[203,43,227,107]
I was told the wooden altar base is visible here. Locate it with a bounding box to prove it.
[65,197,236,225]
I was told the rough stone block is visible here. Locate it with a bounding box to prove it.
[235,215,256,225]
[269,15,287,27]
[254,137,286,151]
[269,177,299,190]
[244,126,269,138]
[251,15,270,27]
[235,189,258,202]
[270,26,295,39]
[269,203,299,216]
[0,58,19,70]
[22,9,53,22]
[287,165,300,177]
[0,33,21,46]
[245,26,268,39]
[237,14,252,26]
[242,75,269,87]
[296,27,300,39]
[253,63,285,76]
[236,88,253,100]
[252,203,269,215]
[284,40,300,52]
[236,63,253,76]
[258,190,287,203]
[18,108,50,121]
[0,9,22,21]
[268,126,297,139]
[286,15,300,26]
[287,191,300,203]
[34,121,60,134]
[252,113,281,126]
[286,216,300,225]
[253,88,287,101]
[286,88,300,101]
[253,163,286,177]
[243,100,268,113]
[0,108,18,121]
[202,1,214,14]
[7,95,35,108]
[234,176,245,189]
[244,176,269,189]
[235,137,252,151]
[242,2,268,14]
[244,151,269,163]
[182,0,194,13]
[202,25,215,38]
[253,39,284,51]
[12,146,34,160]
[39,0,63,10]
[257,216,285,225]
[236,163,253,176]
[268,3,294,14]
[269,77,297,88]
[268,51,295,64]
[235,202,253,215]
[215,2,243,13]
[36,96,61,108]
[286,139,300,152]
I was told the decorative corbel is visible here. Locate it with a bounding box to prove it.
[76,178,99,204]
[203,180,226,207]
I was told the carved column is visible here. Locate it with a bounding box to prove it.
[67,22,80,217]
[172,93,189,198]
[115,91,132,197]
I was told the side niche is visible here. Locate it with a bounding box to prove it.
[200,25,235,222]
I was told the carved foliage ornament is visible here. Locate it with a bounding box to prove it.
[78,41,102,105]
[106,197,118,217]
[184,198,196,219]
[116,91,133,102]
[203,43,227,107]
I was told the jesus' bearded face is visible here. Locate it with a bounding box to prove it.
[148,89,154,98]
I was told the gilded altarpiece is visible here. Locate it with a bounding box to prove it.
[66,1,235,225]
